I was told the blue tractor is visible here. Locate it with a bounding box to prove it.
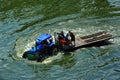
[22,34,57,62]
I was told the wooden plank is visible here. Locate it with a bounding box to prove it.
[80,31,106,39]
[75,32,112,47]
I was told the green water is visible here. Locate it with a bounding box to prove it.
[0,0,120,80]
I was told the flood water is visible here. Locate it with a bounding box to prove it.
[0,0,120,80]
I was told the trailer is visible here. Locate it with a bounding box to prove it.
[63,31,112,51]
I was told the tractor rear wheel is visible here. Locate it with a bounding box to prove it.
[52,47,58,55]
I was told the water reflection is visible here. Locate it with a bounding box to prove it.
[52,53,76,69]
